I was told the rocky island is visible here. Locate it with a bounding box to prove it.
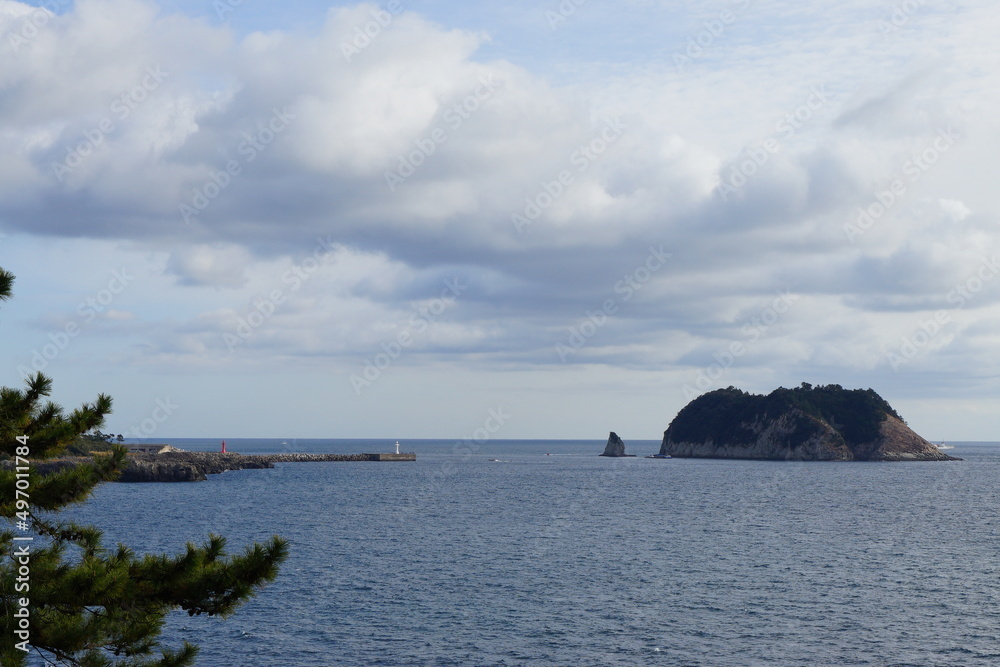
[660,384,959,461]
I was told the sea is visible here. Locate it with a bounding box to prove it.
[45,439,1000,666]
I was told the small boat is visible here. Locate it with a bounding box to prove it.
[936,442,955,450]
[645,453,671,459]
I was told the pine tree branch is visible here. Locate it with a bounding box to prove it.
[0,267,14,301]
[1,284,286,666]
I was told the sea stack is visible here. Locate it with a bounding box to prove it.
[660,384,959,462]
[601,431,635,457]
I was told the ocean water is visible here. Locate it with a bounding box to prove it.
[47,440,1000,666]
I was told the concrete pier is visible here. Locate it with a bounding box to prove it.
[362,453,416,462]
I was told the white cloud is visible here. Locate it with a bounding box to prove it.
[165,244,252,288]
[939,198,972,223]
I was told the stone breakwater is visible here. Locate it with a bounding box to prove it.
[6,451,416,483]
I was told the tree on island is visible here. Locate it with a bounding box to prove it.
[1,269,288,666]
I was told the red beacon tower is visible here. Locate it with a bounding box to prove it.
[221,440,227,453]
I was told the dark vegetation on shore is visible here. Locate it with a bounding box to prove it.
[63,431,121,456]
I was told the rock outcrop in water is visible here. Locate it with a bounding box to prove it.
[659,384,959,461]
[600,431,635,457]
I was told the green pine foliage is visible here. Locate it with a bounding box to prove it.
[1,269,288,666]
[0,269,13,302]
[668,383,905,446]
[0,373,114,461]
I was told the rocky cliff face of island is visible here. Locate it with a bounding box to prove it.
[659,384,958,462]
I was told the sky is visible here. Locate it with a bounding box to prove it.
[0,0,998,441]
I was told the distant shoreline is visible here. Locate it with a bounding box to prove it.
[5,451,416,483]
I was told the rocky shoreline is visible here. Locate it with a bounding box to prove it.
[6,451,416,483]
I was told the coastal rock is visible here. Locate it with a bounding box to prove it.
[600,431,635,457]
[119,460,209,482]
[119,452,276,481]
[659,384,959,462]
